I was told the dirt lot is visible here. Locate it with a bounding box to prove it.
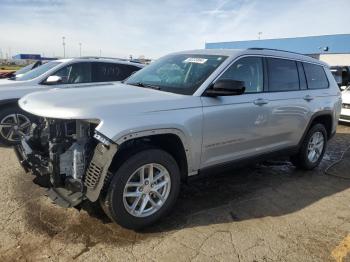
[0,124,350,262]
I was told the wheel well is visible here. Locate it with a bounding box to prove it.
[108,134,188,181]
[311,114,333,139]
[0,101,18,111]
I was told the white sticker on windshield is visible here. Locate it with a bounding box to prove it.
[183,57,208,64]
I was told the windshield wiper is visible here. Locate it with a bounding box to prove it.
[128,82,161,90]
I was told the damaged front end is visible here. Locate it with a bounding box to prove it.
[14,118,117,208]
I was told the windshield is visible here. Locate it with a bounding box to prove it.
[124,54,227,95]
[15,61,61,81]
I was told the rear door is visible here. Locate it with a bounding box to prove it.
[263,57,311,148]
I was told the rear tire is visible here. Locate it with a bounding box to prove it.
[0,106,34,146]
[100,148,181,230]
[290,123,327,170]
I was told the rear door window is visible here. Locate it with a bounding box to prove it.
[267,58,299,91]
[303,63,329,89]
[118,64,142,80]
[92,63,141,82]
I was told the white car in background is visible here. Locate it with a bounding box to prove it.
[0,58,144,145]
[340,86,350,123]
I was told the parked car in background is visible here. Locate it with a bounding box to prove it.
[15,48,341,229]
[340,86,350,122]
[12,61,43,79]
[0,58,144,145]
[0,70,16,79]
[330,66,350,90]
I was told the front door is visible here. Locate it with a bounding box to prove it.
[200,56,273,168]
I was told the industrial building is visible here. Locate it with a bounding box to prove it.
[12,54,56,61]
[205,34,350,66]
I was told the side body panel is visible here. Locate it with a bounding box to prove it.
[199,58,341,170]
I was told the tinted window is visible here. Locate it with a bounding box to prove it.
[92,63,141,82]
[297,62,307,90]
[125,54,227,95]
[303,63,329,89]
[218,56,263,93]
[119,64,142,80]
[53,62,91,84]
[267,58,299,91]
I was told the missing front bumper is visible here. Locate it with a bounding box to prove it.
[14,139,84,207]
[15,137,118,207]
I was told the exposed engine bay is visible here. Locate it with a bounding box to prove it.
[14,118,118,207]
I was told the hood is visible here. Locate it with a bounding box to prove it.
[0,79,17,85]
[343,90,350,103]
[19,83,202,120]
[0,78,33,87]
[0,80,43,101]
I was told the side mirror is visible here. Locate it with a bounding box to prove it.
[205,79,245,97]
[45,75,62,85]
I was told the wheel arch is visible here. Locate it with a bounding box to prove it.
[0,99,19,110]
[112,129,192,181]
[85,128,196,203]
[299,111,334,147]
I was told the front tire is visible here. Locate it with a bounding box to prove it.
[0,106,33,146]
[290,123,327,170]
[101,148,181,230]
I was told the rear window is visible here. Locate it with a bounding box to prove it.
[267,58,299,92]
[303,63,329,89]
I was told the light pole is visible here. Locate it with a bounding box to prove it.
[99,49,102,57]
[62,36,66,58]
[79,42,82,57]
[258,32,262,40]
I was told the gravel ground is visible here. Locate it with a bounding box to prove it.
[0,124,350,262]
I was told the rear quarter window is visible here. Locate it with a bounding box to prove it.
[303,63,329,89]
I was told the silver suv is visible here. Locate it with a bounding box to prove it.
[15,49,342,229]
[0,58,144,145]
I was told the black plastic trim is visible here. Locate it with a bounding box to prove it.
[194,146,299,180]
[298,111,334,145]
[0,98,18,107]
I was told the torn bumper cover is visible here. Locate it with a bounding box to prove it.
[14,121,118,208]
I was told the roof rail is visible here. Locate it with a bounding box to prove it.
[247,47,303,55]
[78,56,127,60]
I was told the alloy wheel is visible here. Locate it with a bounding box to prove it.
[123,163,171,218]
[0,113,31,143]
[307,131,325,163]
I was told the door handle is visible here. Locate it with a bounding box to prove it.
[254,98,269,106]
[303,95,314,102]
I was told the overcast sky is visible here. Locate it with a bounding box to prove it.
[0,0,349,59]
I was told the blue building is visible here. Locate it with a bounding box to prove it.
[12,54,42,60]
[205,34,350,66]
[12,54,57,61]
